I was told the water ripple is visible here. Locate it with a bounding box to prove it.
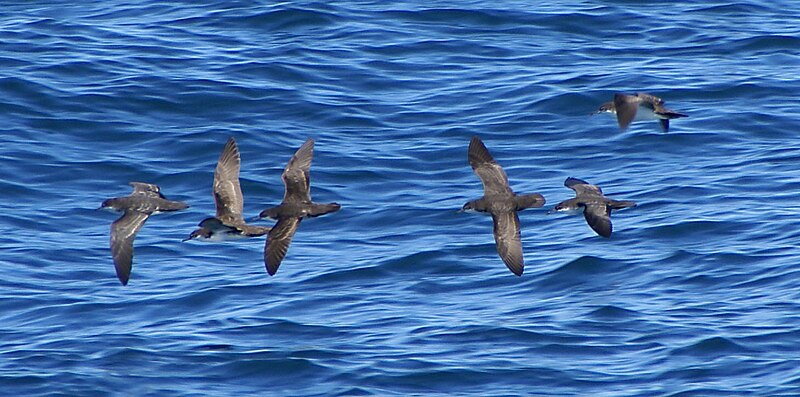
[2,0,800,395]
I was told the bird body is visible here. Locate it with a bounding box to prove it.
[553,177,635,238]
[595,92,687,132]
[185,137,270,242]
[463,136,545,276]
[257,139,340,276]
[101,182,188,285]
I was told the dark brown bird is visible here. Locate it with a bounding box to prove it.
[462,136,545,276]
[257,139,340,276]
[595,92,687,132]
[184,137,270,242]
[100,182,189,285]
[552,177,636,238]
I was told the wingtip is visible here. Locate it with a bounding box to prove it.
[595,228,612,238]
[289,139,316,167]
[113,259,131,286]
[659,119,670,132]
[467,135,494,166]
[468,136,480,152]
[116,272,129,286]
[564,177,588,187]
[468,135,486,151]
[265,263,279,276]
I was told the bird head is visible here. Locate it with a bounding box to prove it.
[98,198,119,211]
[183,228,211,242]
[593,101,615,115]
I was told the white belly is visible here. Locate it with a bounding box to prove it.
[634,106,659,121]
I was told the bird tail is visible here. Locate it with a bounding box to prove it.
[608,200,636,210]
[514,194,545,210]
[659,111,688,119]
[258,207,280,219]
[309,203,341,217]
[161,200,189,211]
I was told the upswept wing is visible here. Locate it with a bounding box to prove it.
[564,177,603,196]
[282,139,314,203]
[129,182,165,199]
[468,136,512,196]
[214,137,244,222]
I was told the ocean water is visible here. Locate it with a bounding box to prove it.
[2,0,800,395]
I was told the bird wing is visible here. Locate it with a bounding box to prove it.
[198,217,241,233]
[213,137,244,222]
[129,182,165,199]
[110,210,149,285]
[659,119,670,132]
[612,93,639,130]
[468,136,512,196]
[491,211,524,276]
[565,177,603,196]
[583,203,612,238]
[635,92,664,107]
[282,139,314,203]
[264,217,301,276]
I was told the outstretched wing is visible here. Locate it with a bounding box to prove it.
[491,211,524,276]
[468,136,512,196]
[635,92,664,107]
[129,182,165,199]
[583,204,612,238]
[613,93,639,130]
[110,211,149,285]
[565,177,603,196]
[282,139,314,203]
[264,217,301,276]
[213,137,244,222]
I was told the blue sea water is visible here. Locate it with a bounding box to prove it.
[2,0,800,395]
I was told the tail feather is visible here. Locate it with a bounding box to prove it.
[609,200,636,210]
[309,202,341,217]
[659,111,688,119]
[515,194,545,210]
[160,199,189,211]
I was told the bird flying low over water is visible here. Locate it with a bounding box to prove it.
[594,92,687,132]
[462,136,545,276]
[256,139,341,276]
[100,182,189,285]
[552,177,636,238]
[184,137,270,242]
